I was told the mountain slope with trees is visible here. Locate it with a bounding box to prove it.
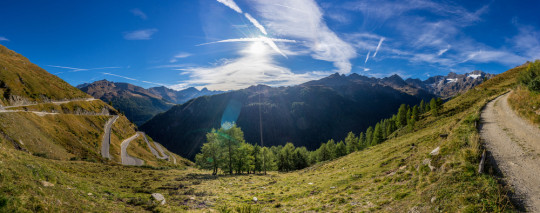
[141,74,437,159]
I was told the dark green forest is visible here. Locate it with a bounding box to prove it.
[196,97,444,174]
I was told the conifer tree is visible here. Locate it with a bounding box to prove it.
[344,132,358,154]
[365,126,374,147]
[430,98,438,117]
[397,104,408,127]
[326,139,337,160]
[412,105,419,121]
[372,123,383,145]
[318,143,331,162]
[358,132,366,150]
[336,141,347,157]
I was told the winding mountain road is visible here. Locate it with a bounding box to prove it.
[139,132,168,160]
[3,98,96,109]
[480,92,540,211]
[101,115,119,159]
[120,133,144,166]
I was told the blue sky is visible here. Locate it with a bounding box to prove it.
[0,0,539,91]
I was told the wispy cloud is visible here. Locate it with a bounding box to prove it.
[123,29,157,40]
[101,72,167,86]
[130,8,147,20]
[244,13,267,35]
[216,0,242,13]
[460,50,527,65]
[372,37,385,57]
[437,45,451,56]
[252,0,357,73]
[199,37,297,58]
[177,42,325,90]
[0,36,8,41]
[48,65,120,73]
[169,52,192,63]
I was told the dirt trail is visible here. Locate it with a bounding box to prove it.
[480,92,540,212]
[101,115,119,159]
[120,133,144,166]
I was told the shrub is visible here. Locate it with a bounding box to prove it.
[519,60,540,92]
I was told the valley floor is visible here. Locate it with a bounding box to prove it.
[480,92,540,211]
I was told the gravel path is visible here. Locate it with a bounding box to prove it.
[120,133,144,166]
[480,92,540,212]
[101,115,119,159]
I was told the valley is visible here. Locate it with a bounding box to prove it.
[1,43,536,211]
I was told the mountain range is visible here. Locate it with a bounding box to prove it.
[77,80,222,125]
[140,71,496,160]
[139,71,493,159]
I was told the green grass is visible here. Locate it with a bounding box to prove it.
[508,86,540,127]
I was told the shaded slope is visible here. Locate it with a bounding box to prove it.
[142,75,436,159]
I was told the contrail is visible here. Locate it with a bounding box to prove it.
[365,51,371,63]
[372,37,385,57]
[198,37,297,58]
[245,13,267,35]
[216,0,242,13]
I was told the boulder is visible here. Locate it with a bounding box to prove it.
[152,193,166,205]
[430,147,440,156]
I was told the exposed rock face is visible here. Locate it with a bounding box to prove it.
[405,71,495,99]
[147,86,223,104]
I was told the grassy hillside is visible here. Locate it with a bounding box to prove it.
[0,45,186,167]
[0,62,525,212]
[508,87,540,127]
[0,45,89,106]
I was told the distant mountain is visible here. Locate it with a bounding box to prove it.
[78,80,174,126]
[405,70,495,98]
[147,86,223,104]
[78,81,224,125]
[141,73,437,159]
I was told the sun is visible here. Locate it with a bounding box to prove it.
[248,41,266,55]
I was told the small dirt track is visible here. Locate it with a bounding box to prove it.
[480,92,540,212]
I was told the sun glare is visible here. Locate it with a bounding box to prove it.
[248,41,266,55]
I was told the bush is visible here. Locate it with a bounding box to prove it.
[519,60,540,92]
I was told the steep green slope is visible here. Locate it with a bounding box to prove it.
[0,45,89,106]
[142,77,435,160]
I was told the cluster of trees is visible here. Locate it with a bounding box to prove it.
[196,98,444,175]
[519,60,540,92]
